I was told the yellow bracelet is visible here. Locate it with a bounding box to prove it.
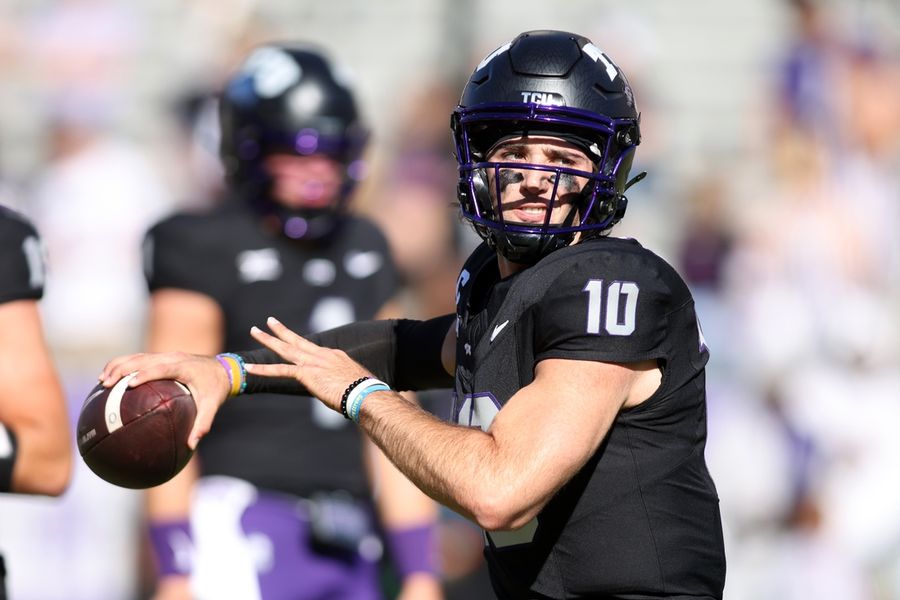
[216,355,243,397]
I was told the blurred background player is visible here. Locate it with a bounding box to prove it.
[140,43,442,600]
[0,205,72,597]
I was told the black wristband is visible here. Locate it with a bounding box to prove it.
[340,377,370,420]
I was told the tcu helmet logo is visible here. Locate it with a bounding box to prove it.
[519,91,564,106]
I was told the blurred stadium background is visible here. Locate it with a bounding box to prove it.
[0,0,899,598]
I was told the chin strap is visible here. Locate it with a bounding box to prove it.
[624,171,647,192]
[605,171,646,230]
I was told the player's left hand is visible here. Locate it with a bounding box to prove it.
[247,317,373,415]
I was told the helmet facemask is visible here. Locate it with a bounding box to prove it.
[453,104,639,263]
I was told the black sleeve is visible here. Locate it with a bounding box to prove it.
[240,313,455,394]
[143,215,231,302]
[0,207,44,304]
[394,314,456,390]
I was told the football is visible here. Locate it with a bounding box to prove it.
[76,374,196,489]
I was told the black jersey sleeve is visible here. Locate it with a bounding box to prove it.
[241,313,455,394]
[143,214,232,302]
[532,243,676,364]
[0,207,44,304]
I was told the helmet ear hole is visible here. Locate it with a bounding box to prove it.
[457,169,494,221]
[615,125,640,148]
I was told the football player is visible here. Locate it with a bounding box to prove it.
[105,30,726,599]
[140,44,441,600]
[0,205,72,595]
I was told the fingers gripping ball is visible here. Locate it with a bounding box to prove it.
[76,373,196,489]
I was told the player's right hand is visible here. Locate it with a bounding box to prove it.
[98,351,230,449]
[247,317,373,417]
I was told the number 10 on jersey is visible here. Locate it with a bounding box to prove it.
[583,279,638,336]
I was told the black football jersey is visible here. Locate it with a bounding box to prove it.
[453,238,725,599]
[145,202,400,498]
[0,206,45,304]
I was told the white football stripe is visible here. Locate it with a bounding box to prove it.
[105,372,138,433]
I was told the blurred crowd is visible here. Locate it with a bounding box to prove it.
[0,0,898,598]
[698,2,900,597]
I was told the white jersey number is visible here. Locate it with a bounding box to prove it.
[583,279,639,336]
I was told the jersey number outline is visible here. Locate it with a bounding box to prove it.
[583,279,638,336]
[455,392,500,432]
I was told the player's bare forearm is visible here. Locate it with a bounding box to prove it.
[107,314,638,535]
[245,318,628,530]
[0,300,71,495]
[362,359,641,531]
[246,319,535,528]
[366,431,439,527]
[358,390,510,528]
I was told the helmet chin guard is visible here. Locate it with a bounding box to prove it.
[452,30,642,265]
[489,231,573,265]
